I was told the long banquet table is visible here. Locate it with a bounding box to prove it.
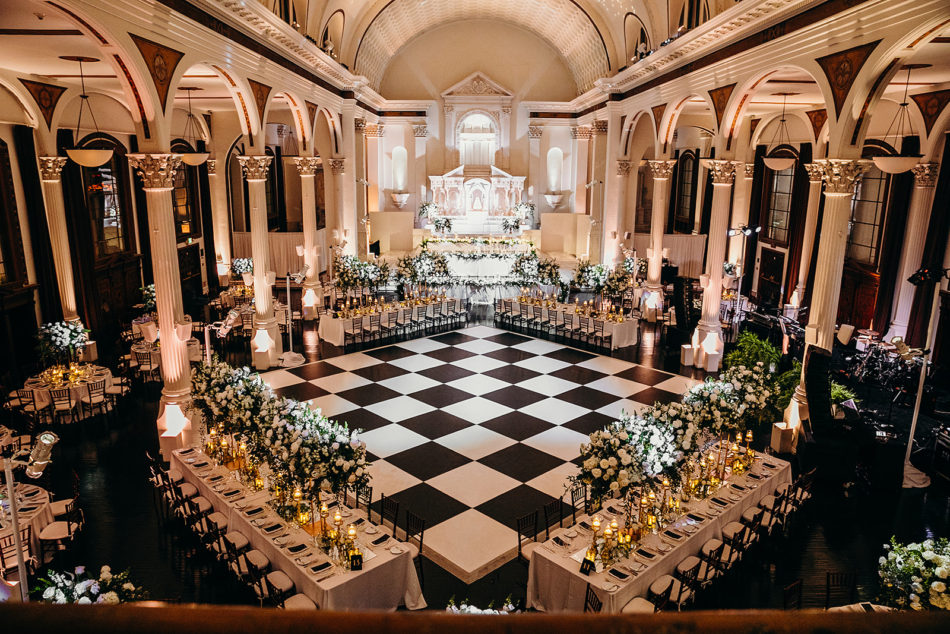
[317,299,461,347]
[508,300,639,349]
[171,448,425,611]
[527,451,792,612]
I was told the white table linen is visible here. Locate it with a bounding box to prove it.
[509,300,639,349]
[318,299,461,347]
[527,452,792,612]
[131,340,202,365]
[171,450,425,611]
[0,483,54,560]
[22,366,114,410]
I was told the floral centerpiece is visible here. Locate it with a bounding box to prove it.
[37,320,90,366]
[603,269,633,300]
[512,252,541,285]
[140,283,156,312]
[231,258,253,275]
[418,201,439,220]
[501,217,521,234]
[878,537,950,610]
[573,260,610,292]
[35,565,147,605]
[446,596,516,615]
[433,217,453,234]
[571,417,644,509]
[334,255,390,292]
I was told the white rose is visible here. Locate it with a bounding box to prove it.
[77,597,92,605]
[932,581,947,593]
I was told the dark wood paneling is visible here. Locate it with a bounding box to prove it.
[757,247,785,310]
[837,264,879,329]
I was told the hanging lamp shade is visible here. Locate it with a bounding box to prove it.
[62,56,113,168]
[763,92,798,172]
[179,87,209,166]
[872,64,928,175]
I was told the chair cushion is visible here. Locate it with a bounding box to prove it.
[267,570,295,593]
[677,556,701,575]
[225,532,249,551]
[194,497,212,514]
[406,542,420,560]
[701,538,723,556]
[166,469,184,483]
[649,574,677,597]
[722,521,744,539]
[207,512,228,530]
[49,498,74,518]
[284,593,318,610]
[39,521,79,541]
[244,549,270,572]
[622,597,656,613]
[179,483,198,499]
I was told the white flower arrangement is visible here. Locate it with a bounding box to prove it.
[190,357,371,497]
[37,320,89,362]
[418,201,440,219]
[36,565,147,605]
[433,217,453,233]
[684,362,774,437]
[446,596,516,615]
[231,258,253,275]
[573,260,610,291]
[513,201,535,223]
[571,416,644,506]
[334,255,389,291]
[140,284,156,312]
[501,217,522,234]
[879,537,950,610]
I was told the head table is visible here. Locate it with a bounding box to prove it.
[317,298,461,347]
[527,449,792,612]
[507,299,639,349]
[171,448,425,611]
[22,364,113,411]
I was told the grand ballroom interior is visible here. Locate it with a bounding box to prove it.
[0,0,949,629]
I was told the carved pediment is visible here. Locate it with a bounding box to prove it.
[442,72,512,98]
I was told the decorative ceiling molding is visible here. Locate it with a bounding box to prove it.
[129,33,185,111]
[247,79,272,127]
[353,0,610,94]
[305,101,318,128]
[708,84,736,129]
[911,89,950,137]
[443,72,511,98]
[805,108,827,142]
[815,40,880,118]
[18,78,67,129]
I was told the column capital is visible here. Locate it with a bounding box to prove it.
[591,120,608,135]
[616,160,632,177]
[38,156,68,182]
[443,104,454,114]
[743,162,754,180]
[413,125,429,138]
[328,158,346,175]
[813,159,871,194]
[128,154,183,189]
[911,162,939,187]
[528,126,543,139]
[501,106,511,116]
[364,124,385,138]
[803,162,824,183]
[571,126,592,140]
[647,159,677,180]
[705,159,740,185]
[237,155,273,181]
[354,118,366,132]
[206,158,217,175]
[292,156,321,175]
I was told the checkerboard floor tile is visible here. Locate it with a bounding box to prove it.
[262,326,697,583]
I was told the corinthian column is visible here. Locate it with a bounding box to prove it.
[785,158,870,428]
[886,163,940,340]
[237,155,282,370]
[206,159,232,284]
[693,160,739,369]
[727,163,755,264]
[789,163,825,309]
[128,154,192,444]
[293,156,322,319]
[643,160,676,321]
[37,157,79,322]
[329,158,348,253]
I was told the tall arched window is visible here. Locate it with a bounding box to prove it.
[77,134,131,259]
[546,147,563,193]
[762,165,796,246]
[847,165,890,266]
[624,13,650,61]
[171,140,202,242]
[392,145,408,192]
[673,151,697,233]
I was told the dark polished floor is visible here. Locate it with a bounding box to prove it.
[10,308,950,610]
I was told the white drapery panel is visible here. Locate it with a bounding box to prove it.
[232,231,328,276]
[632,233,708,278]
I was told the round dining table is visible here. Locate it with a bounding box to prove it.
[21,365,113,411]
[131,339,203,365]
[0,482,55,562]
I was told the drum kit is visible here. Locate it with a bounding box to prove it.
[846,330,928,408]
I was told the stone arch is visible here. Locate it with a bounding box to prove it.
[620,109,658,159]
[659,93,716,156]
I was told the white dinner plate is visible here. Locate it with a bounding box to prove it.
[389,546,403,555]
[365,526,378,535]
[185,458,196,464]
[566,530,578,539]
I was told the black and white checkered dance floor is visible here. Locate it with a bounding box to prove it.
[261,325,699,583]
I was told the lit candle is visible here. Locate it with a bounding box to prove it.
[293,486,302,502]
[333,511,343,526]
[592,515,601,532]
[609,518,619,533]
[347,524,357,539]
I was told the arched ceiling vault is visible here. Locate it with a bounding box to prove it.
[350,0,614,94]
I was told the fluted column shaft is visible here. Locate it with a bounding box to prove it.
[293,157,321,318]
[37,157,79,322]
[206,159,232,276]
[887,163,940,339]
[696,161,739,340]
[128,154,191,432]
[329,159,347,251]
[790,165,824,307]
[646,160,676,290]
[727,163,755,264]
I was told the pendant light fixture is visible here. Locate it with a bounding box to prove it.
[762,92,798,172]
[62,56,113,168]
[872,64,928,174]
[179,87,210,166]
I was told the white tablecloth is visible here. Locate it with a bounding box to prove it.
[509,300,639,349]
[318,300,461,347]
[527,452,792,613]
[632,234,707,278]
[444,254,518,279]
[232,231,328,277]
[171,449,425,611]
[131,340,202,365]
[22,365,114,411]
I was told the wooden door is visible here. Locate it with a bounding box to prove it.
[757,247,785,310]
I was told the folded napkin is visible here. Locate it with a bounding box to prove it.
[193,461,209,469]
[371,534,389,546]
[287,543,308,554]
[222,489,242,498]
[730,483,747,492]
[579,520,591,531]
[686,512,706,523]
[352,517,365,526]
[263,522,283,534]
[662,529,684,541]
[710,497,729,507]
[326,500,338,509]
[747,473,764,480]
[244,506,264,517]
[207,474,224,483]
[635,548,656,560]
[608,567,631,581]
[178,448,195,455]
[763,461,778,469]
[552,536,569,547]
[310,561,332,574]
